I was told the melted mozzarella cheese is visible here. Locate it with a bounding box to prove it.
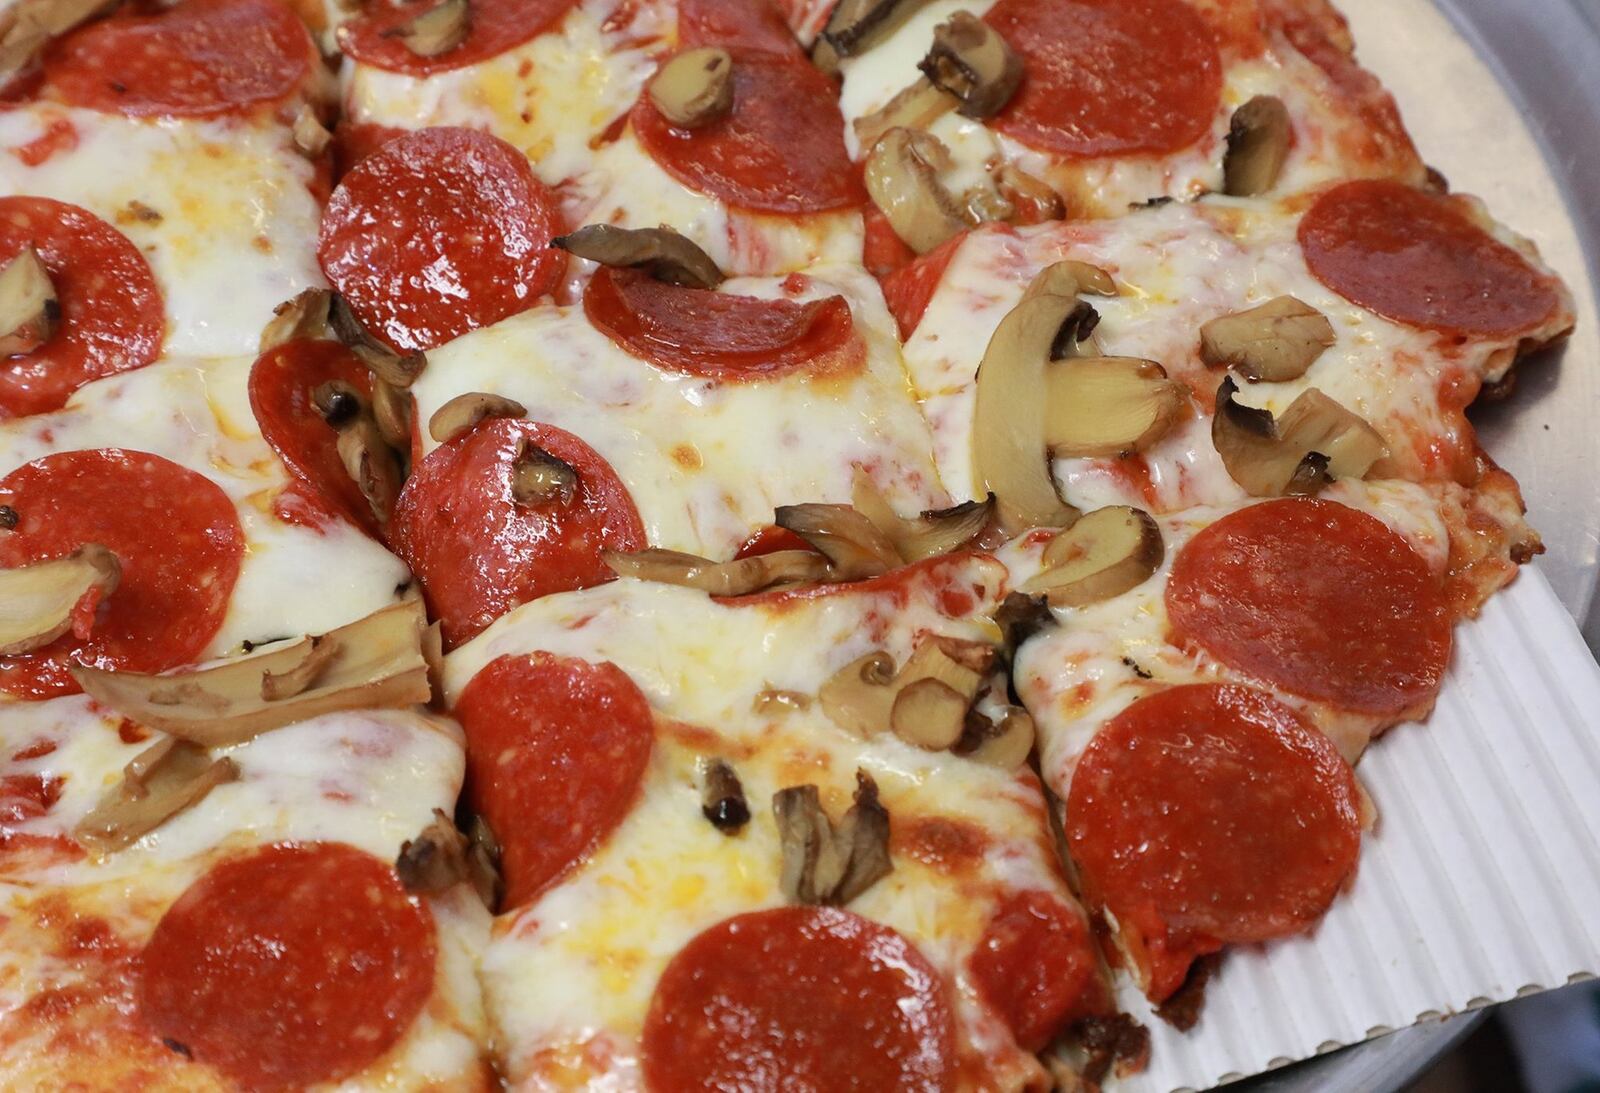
[445,560,1061,1090]
[411,264,946,558]
[0,106,325,360]
[0,356,412,656]
[907,199,1571,513]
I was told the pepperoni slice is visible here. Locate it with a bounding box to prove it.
[679,0,800,54]
[318,127,565,354]
[339,0,578,76]
[879,230,964,340]
[986,0,1222,159]
[631,49,863,214]
[249,340,380,537]
[0,450,244,700]
[1299,179,1561,337]
[391,417,644,649]
[138,842,435,1089]
[452,652,653,910]
[41,0,315,118]
[1066,684,1361,1002]
[0,197,163,419]
[642,906,956,1092]
[970,891,1110,1052]
[1165,498,1451,715]
[584,267,855,378]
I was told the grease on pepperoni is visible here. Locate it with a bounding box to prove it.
[318,127,565,354]
[138,842,435,1090]
[41,0,315,118]
[391,417,644,649]
[0,197,163,419]
[1165,497,1451,715]
[631,49,863,214]
[642,906,956,1093]
[1298,179,1561,337]
[1066,683,1361,1002]
[986,0,1222,159]
[0,450,243,700]
[339,0,578,76]
[452,652,654,911]
[970,891,1110,1052]
[584,266,855,378]
[249,339,380,537]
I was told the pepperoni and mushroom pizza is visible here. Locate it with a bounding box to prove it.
[0,0,1576,1087]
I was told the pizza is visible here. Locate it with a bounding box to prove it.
[0,0,1576,1088]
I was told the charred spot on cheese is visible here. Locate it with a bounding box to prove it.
[329,294,427,388]
[1222,95,1292,197]
[954,706,1035,771]
[850,470,993,562]
[994,591,1055,656]
[75,738,238,853]
[818,0,930,66]
[428,391,527,445]
[819,650,898,738]
[1199,296,1335,383]
[864,127,971,256]
[0,247,59,358]
[0,0,116,78]
[1044,357,1186,459]
[1212,377,1388,497]
[852,78,956,151]
[774,769,892,906]
[700,758,750,834]
[1022,505,1164,607]
[292,106,332,158]
[553,224,723,290]
[648,47,734,129]
[396,807,474,893]
[774,502,901,580]
[260,288,332,353]
[918,10,1021,119]
[0,543,120,656]
[70,600,433,747]
[379,0,470,57]
[603,546,831,596]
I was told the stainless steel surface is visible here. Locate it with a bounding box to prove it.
[1225,0,1600,1089]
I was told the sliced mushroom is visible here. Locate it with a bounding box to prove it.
[1043,357,1187,458]
[700,758,750,833]
[603,547,831,596]
[552,224,723,290]
[428,392,526,444]
[918,10,1021,119]
[648,47,734,129]
[0,543,120,656]
[0,0,117,79]
[994,591,1055,656]
[1222,95,1292,197]
[292,106,332,158]
[852,77,956,151]
[774,771,892,905]
[774,503,902,579]
[864,127,969,255]
[70,599,433,747]
[371,379,413,452]
[329,294,427,388]
[75,738,238,853]
[258,634,338,701]
[818,651,898,737]
[466,814,503,908]
[1023,260,1117,302]
[1021,505,1163,607]
[379,0,469,57]
[890,677,967,750]
[1212,377,1388,497]
[396,808,473,894]
[972,294,1085,533]
[1199,296,1335,383]
[818,0,930,62]
[850,471,992,562]
[956,707,1035,771]
[259,287,331,353]
[337,416,404,525]
[995,164,1065,225]
[509,441,578,507]
[0,247,58,358]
